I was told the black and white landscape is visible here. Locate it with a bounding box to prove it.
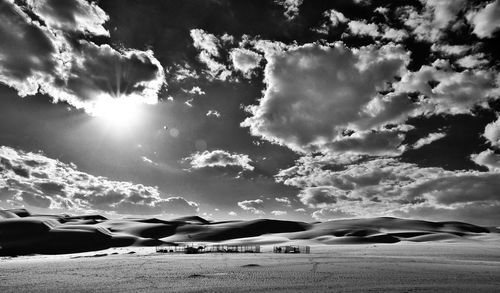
[1,0,500,292]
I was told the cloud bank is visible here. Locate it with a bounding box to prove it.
[0,146,198,216]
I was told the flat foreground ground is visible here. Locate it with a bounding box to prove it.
[1,241,500,292]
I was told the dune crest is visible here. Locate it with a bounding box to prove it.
[0,209,494,256]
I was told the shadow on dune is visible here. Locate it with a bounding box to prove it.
[0,209,493,256]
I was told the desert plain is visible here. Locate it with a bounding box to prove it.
[1,208,500,292]
[1,240,500,292]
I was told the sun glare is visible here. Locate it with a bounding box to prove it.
[92,96,143,129]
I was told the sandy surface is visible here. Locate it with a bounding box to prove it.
[1,242,500,292]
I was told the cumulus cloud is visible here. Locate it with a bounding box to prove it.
[312,208,356,221]
[47,42,165,115]
[325,129,406,156]
[380,27,408,41]
[431,44,471,56]
[183,86,205,95]
[484,117,500,147]
[271,210,287,216]
[0,146,198,215]
[404,172,500,205]
[238,199,264,214]
[172,63,199,81]
[275,197,291,206]
[325,9,348,27]
[276,154,500,225]
[393,65,500,114]
[0,0,165,115]
[242,42,410,155]
[190,28,221,57]
[412,132,446,149]
[455,53,489,69]
[472,116,500,171]
[26,0,109,36]
[185,150,254,171]
[467,0,500,38]
[0,0,59,96]
[190,29,232,81]
[471,149,500,171]
[483,118,500,147]
[337,19,407,41]
[230,48,262,78]
[347,20,380,38]
[313,9,348,34]
[401,0,466,41]
[275,0,303,20]
[298,186,339,208]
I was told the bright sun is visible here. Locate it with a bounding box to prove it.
[91,96,142,129]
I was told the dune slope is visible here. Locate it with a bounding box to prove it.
[0,208,494,256]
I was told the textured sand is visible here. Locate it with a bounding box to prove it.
[1,242,499,292]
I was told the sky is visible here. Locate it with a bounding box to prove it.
[1,0,500,225]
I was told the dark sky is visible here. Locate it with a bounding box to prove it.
[1,0,500,225]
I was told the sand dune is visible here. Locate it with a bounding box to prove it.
[0,208,495,256]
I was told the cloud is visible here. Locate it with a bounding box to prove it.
[325,9,348,27]
[271,210,287,216]
[467,0,500,38]
[184,98,194,107]
[275,0,303,20]
[46,41,165,115]
[0,0,165,115]
[380,27,408,42]
[26,0,109,36]
[311,208,356,221]
[431,44,471,56]
[242,42,410,155]
[276,154,500,225]
[238,199,264,214]
[0,146,198,215]
[190,28,221,57]
[314,8,352,35]
[325,129,406,156]
[347,20,380,38]
[412,132,446,149]
[393,65,500,114]
[0,0,58,96]
[190,29,232,80]
[471,149,500,172]
[183,86,205,95]
[482,117,500,147]
[275,197,291,206]
[206,110,221,118]
[404,172,500,205]
[298,186,339,208]
[395,202,500,226]
[400,0,466,41]
[228,211,237,216]
[185,150,254,171]
[455,53,489,69]
[171,63,199,82]
[141,156,157,166]
[230,48,262,78]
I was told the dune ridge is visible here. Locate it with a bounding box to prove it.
[0,208,494,256]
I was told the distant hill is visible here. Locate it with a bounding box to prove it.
[0,209,494,256]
